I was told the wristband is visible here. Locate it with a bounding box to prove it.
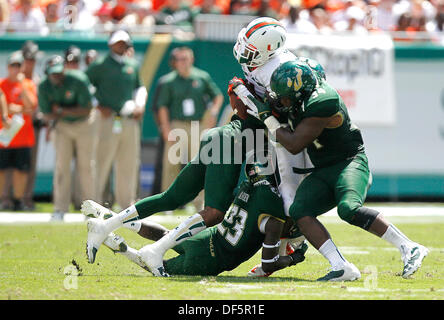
[264,116,281,136]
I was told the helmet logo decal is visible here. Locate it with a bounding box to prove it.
[287,77,293,88]
[286,68,303,92]
[294,68,303,91]
[245,22,282,38]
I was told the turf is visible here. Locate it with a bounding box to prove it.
[0,213,443,300]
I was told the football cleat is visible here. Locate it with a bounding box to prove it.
[317,262,361,282]
[247,264,272,277]
[103,233,127,253]
[81,200,115,219]
[401,244,429,278]
[285,242,295,255]
[86,218,111,264]
[137,244,170,277]
[121,247,151,272]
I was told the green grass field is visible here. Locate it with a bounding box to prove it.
[1,207,443,301]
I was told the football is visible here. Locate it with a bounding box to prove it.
[229,91,249,120]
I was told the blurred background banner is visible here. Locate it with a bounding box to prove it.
[286,33,396,126]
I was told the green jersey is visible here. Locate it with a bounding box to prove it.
[290,81,365,167]
[156,67,221,121]
[163,181,286,276]
[38,69,92,122]
[86,54,142,113]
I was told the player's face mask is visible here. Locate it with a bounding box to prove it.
[233,29,262,68]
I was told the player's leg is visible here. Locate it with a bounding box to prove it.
[83,159,207,264]
[334,153,429,278]
[163,232,221,276]
[138,125,243,276]
[134,160,206,218]
[98,220,170,271]
[290,173,361,281]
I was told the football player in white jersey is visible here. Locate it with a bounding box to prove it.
[231,17,313,277]
[233,17,313,218]
[232,17,364,281]
[233,18,309,227]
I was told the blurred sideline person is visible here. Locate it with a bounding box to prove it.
[86,30,147,211]
[21,40,42,210]
[63,45,84,211]
[0,51,38,211]
[38,55,97,221]
[157,46,223,212]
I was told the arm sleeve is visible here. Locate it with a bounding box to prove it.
[304,97,340,118]
[76,79,93,109]
[85,63,99,87]
[204,73,222,99]
[156,82,171,109]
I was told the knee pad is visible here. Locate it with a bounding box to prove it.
[348,207,380,230]
[337,201,360,223]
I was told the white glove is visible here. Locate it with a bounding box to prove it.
[232,84,260,119]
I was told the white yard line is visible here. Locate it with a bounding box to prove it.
[0,205,443,224]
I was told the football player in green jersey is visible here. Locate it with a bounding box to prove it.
[83,115,260,276]
[231,60,429,281]
[87,159,307,277]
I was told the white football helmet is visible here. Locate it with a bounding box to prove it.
[233,17,287,68]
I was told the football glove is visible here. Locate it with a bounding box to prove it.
[288,242,308,266]
[230,79,270,121]
[227,77,245,95]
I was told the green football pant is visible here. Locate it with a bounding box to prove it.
[164,229,222,276]
[289,152,371,223]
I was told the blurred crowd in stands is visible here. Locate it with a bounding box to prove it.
[0,0,444,41]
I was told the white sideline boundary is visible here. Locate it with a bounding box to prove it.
[0,205,443,225]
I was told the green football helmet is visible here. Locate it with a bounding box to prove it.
[296,56,326,82]
[270,60,318,114]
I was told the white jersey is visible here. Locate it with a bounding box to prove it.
[241,49,313,216]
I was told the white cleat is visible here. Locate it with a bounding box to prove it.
[317,262,361,282]
[86,218,111,264]
[247,264,272,277]
[81,200,115,219]
[138,244,170,277]
[401,244,429,278]
[103,233,127,253]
